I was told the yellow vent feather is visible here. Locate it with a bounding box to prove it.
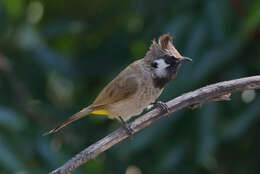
[91,109,109,115]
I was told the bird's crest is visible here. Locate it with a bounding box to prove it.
[145,34,182,60]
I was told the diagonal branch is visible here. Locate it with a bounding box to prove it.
[49,75,260,174]
[0,53,51,123]
[0,54,31,103]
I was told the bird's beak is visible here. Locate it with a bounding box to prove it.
[181,57,192,62]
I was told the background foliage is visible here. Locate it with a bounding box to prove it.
[0,0,259,173]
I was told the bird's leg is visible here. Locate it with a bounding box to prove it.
[152,101,170,113]
[119,116,133,136]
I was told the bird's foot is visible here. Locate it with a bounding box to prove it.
[152,101,170,114]
[123,123,134,137]
[119,116,134,137]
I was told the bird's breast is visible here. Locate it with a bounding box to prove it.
[106,73,163,121]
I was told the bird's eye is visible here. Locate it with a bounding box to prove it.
[151,62,158,68]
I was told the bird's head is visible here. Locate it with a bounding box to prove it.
[144,34,192,88]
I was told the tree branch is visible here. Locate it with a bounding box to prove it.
[0,53,51,123]
[50,75,260,174]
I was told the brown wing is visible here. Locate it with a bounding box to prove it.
[92,64,139,108]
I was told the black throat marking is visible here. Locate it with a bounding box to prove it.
[153,77,170,89]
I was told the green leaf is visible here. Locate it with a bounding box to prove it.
[3,0,24,20]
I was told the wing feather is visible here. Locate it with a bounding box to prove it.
[92,64,139,107]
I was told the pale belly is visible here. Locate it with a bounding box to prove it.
[106,85,163,121]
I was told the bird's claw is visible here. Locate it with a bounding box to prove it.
[123,123,134,136]
[152,101,169,113]
[119,116,134,137]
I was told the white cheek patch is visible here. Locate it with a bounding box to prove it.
[154,59,170,78]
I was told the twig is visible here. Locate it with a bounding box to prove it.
[50,75,260,174]
[0,53,50,123]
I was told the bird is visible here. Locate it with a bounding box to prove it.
[43,34,192,136]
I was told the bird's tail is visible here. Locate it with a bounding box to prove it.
[43,106,94,136]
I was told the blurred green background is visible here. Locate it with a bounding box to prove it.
[0,0,260,173]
